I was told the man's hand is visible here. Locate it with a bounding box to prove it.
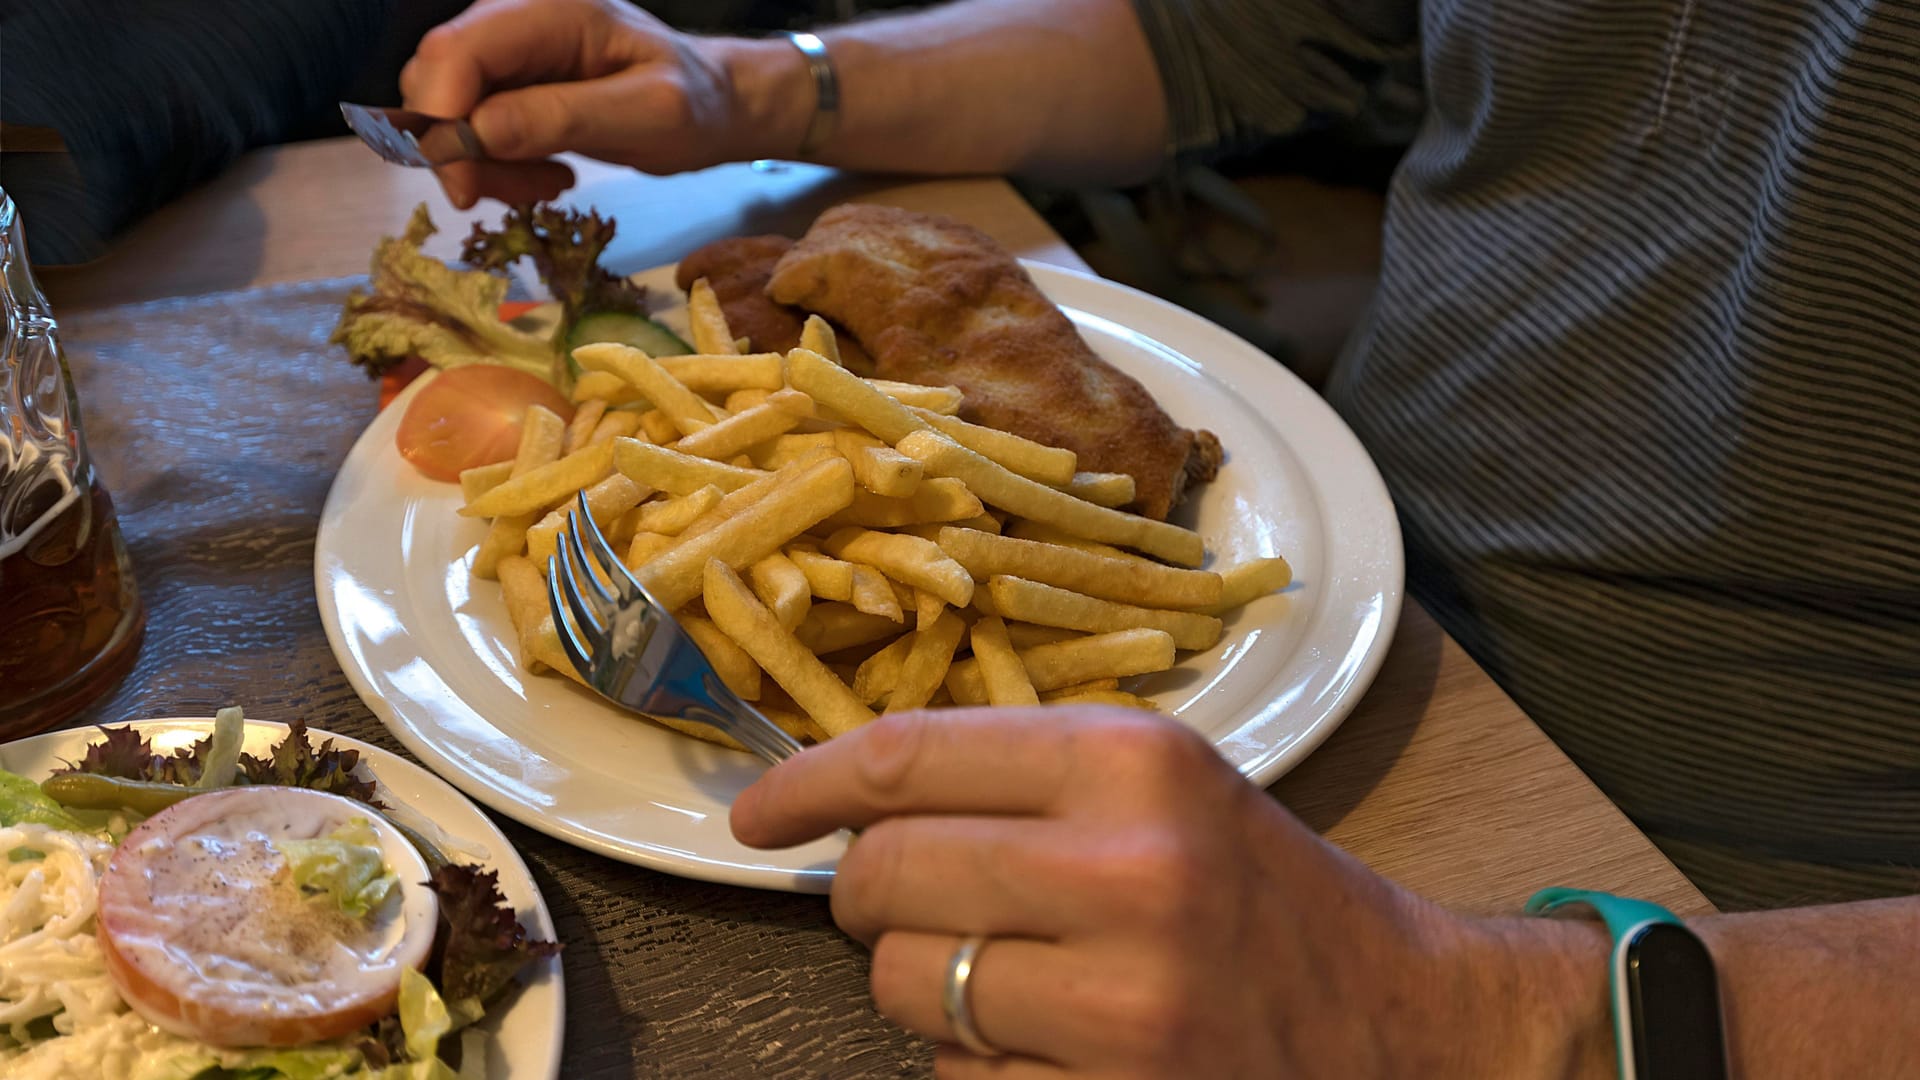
[732,707,1610,1077]
[398,0,805,208]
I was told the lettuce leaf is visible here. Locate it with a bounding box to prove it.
[55,717,385,808]
[131,1041,366,1080]
[237,718,385,808]
[427,864,562,1010]
[460,203,647,324]
[280,818,398,918]
[191,707,247,790]
[330,205,561,384]
[0,770,82,830]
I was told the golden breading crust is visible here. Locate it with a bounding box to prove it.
[767,205,1219,520]
[675,235,872,374]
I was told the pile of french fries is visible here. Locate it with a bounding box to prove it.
[455,279,1292,751]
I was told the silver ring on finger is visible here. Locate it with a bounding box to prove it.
[942,934,1002,1057]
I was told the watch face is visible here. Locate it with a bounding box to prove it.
[1626,924,1729,1079]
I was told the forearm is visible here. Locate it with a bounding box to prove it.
[1700,896,1920,1077]
[715,0,1168,184]
[1474,896,1920,1078]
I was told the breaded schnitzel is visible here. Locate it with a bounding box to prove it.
[766,205,1220,520]
[675,235,872,373]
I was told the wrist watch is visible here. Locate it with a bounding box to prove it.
[1525,888,1730,1080]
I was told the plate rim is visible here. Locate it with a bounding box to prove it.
[0,716,567,1080]
[315,258,1403,889]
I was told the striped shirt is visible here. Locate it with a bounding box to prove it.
[1133,0,1920,910]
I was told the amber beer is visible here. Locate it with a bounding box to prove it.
[0,474,144,734]
[0,188,145,735]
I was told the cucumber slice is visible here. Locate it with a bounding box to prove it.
[567,311,693,357]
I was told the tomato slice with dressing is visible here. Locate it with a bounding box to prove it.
[96,787,439,1047]
[395,366,574,482]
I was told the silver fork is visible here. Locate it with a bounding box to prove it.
[339,103,487,168]
[546,492,805,764]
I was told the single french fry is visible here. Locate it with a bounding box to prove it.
[870,380,963,414]
[1063,471,1136,508]
[824,527,975,608]
[670,389,812,461]
[795,603,903,654]
[936,526,1221,611]
[887,610,968,712]
[1004,623,1087,650]
[1042,678,1121,697]
[575,342,721,435]
[749,551,812,631]
[638,408,682,445]
[704,560,872,736]
[677,447,837,542]
[645,715,750,751]
[525,474,651,566]
[898,431,1203,566]
[636,484,724,535]
[971,616,1039,706]
[852,632,915,705]
[784,347,930,443]
[614,438,765,495]
[1042,689,1160,710]
[564,398,608,454]
[798,314,843,366]
[848,563,905,622]
[946,628,1176,705]
[609,506,643,545]
[571,370,639,405]
[733,336,753,353]
[678,610,763,700]
[459,460,515,504]
[887,577,919,615]
[787,545,856,602]
[587,409,645,447]
[841,440,924,497]
[474,405,566,579]
[987,576,1222,651]
[1004,518,1140,561]
[636,457,855,610]
[460,441,617,519]
[726,387,775,413]
[625,531,675,568]
[1201,556,1296,614]
[495,556,554,674]
[686,278,740,356]
[913,589,946,633]
[527,622,589,686]
[825,478,984,529]
[907,407,1076,486]
[750,431,839,470]
[659,353,784,393]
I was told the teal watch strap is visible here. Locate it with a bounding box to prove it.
[1525,886,1682,937]
[1527,889,1672,1080]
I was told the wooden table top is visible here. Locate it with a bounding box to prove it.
[41,136,1709,1079]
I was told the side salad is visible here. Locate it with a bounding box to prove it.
[330,203,690,394]
[0,709,558,1080]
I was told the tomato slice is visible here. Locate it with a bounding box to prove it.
[96,787,439,1047]
[395,366,574,482]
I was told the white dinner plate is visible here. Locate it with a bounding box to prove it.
[0,717,565,1079]
[316,261,1403,893]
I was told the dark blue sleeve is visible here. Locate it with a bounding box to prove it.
[0,0,390,264]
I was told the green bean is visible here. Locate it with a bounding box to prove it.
[40,773,199,816]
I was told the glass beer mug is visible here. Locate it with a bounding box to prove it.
[0,188,145,734]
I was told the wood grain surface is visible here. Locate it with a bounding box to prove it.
[40,139,1708,1077]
